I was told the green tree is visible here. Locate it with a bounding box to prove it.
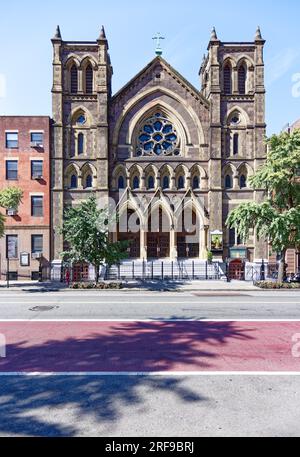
[0,187,23,238]
[0,187,23,210]
[226,129,300,283]
[61,196,128,282]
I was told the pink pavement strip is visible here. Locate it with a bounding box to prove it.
[0,321,300,372]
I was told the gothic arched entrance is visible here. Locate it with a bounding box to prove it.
[118,209,141,258]
[147,207,170,258]
[177,209,200,258]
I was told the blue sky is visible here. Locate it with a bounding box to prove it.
[0,0,300,135]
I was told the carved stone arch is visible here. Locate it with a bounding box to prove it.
[118,199,144,228]
[112,164,128,190]
[189,164,207,190]
[112,86,205,148]
[144,163,159,178]
[81,161,97,177]
[81,162,97,189]
[147,199,174,228]
[222,162,237,177]
[64,56,80,94]
[128,163,143,176]
[236,55,255,69]
[222,58,235,94]
[127,102,190,158]
[225,106,250,127]
[65,162,81,176]
[128,164,143,189]
[189,164,207,179]
[69,106,93,126]
[222,56,237,68]
[80,55,98,70]
[236,162,253,175]
[174,198,205,232]
[64,55,81,69]
[64,162,81,189]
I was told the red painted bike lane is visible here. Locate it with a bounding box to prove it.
[0,321,300,372]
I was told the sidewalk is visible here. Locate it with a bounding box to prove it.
[0,279,259,292]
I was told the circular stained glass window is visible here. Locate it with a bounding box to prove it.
[136,113,179,156]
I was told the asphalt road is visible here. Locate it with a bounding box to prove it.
[0,289,300,437]
[0,290,299,320]
[0,375,299,437]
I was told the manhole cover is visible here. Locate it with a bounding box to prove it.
[29,306,59,312]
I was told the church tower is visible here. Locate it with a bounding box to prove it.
[51,26,112,262]
[200,27,267,262]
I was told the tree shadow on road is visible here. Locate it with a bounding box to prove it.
[0,320,254,436]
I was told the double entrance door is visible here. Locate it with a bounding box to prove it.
[147,233,170,258]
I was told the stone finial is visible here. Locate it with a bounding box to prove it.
[53,25,62,40]
[210,27,218,41]
[98,25,107,40]
[255,26,264,41]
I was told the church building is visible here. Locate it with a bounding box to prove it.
[51,26,268,278]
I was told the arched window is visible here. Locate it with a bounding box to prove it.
[233,133,239,155]
[70,65,78,94]
[178,175,185,190]
[118,176,125,190]
[225,175,232,189]
[85,65,93,94]
[78,133,84,155]
[133,176,140,190]
[223,64,232,95]
[70,174,78,189]
[85,175,93,189]
[162,176,170,190]
[238,64,246,94]
[148,176,155,190]
[192,176,200,190]
[240,174,247,189]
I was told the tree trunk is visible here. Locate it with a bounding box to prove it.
[94,264,100,283]
[277,250,287,283]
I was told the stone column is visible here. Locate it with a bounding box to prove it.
[140,229,147,260]
[233,175,239,190]
[170,229,177,260]
[233,67,238,94]
[199,225,208,260]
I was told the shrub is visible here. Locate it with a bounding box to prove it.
[70,282,123,290]
[254,281,300,289]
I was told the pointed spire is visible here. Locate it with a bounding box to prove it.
[98,25,107,41]
[53,25,62,40]
[255,26,264,42]
[210,27,218,41]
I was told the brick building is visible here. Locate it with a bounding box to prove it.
[0,116,51,280]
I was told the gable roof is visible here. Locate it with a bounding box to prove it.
[112,56,209,108]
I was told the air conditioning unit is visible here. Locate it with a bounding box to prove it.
[7,208,18,216]
[30,142,44,148]
[33,174,43,180]
[32,252,43,260]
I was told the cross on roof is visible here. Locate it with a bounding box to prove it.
[152,32,165,56]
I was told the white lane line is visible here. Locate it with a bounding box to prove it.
[0,371,300,377]
[1,318,300,322]
[0,297,300,306]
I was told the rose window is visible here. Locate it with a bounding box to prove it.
[136,113,180,156]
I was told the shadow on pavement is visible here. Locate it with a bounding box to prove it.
[0,320,253,436]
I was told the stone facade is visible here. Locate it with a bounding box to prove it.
[51,26,268,265]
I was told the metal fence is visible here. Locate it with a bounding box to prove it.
[105,261,223,281]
